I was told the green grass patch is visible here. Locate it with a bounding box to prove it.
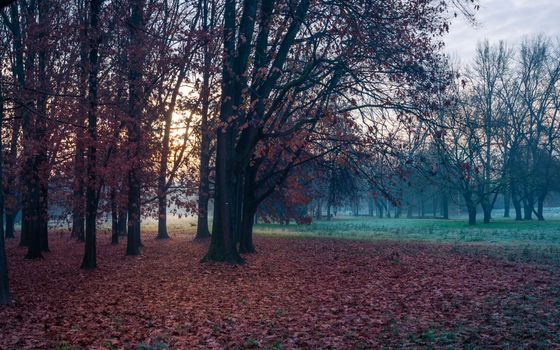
[254,216,560,266]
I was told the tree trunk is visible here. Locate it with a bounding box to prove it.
[441,193,449,219]
[202,0,244,262]
[467,205,477,226]
[511,183,523,221]
[126,171,141,256]
[72,3,88,242]
[155,70,186,241]
[368,195,374,216]
[239,204,256,254]
[481,202,492,224]
[5,2,24,241]
[315,201,322,220]
[125,0,145,256]
[238,164,257,253]
[523,195,533,221]
[39,180,49,252]
[463,191,477,226]
[71,138,85,241]
[117,209,127,236]
[195,0,212,241]
[0,54,11,304]
[202,131,243,263]
[0,223,9,304]
[110,188,119,245]
[37,0,49,252]
[81,0,101,269]
[156,192,169,239]
[536,194,545,221]
[503,192,510,218]
[23,0,43,259]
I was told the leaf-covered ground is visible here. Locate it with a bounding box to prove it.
[1,233,559,349]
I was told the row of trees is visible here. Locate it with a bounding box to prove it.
[431,37,560,224]
[267,37,560,228]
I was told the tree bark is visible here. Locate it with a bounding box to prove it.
[536,194,545,221]
[0,53,11,305]
[482,203,492,224]
[110,187,119,245]
[463,191,477,226]
[503,191,510,218]
[441,193,449,219]
[36,0,50,253]
[156,67,187,241]
[4,2,23,240]
[22,0,43,259]
[125,0,145,256]
[0,219,9,304]
[194,1,212,240]
[523,195,533,221]
[71,139,85,241]
[238,166,257,254]
[511,182,523,221]
[117,207,127,237]
[81,0,102,269]
[467,205,477,226]
[368,195,374,216]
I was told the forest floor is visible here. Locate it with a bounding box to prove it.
[1,224,560,349]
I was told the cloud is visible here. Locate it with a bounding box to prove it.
[443,0,560,64]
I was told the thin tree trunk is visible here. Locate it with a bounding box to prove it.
[0,57,11,304]
[464,192,476,226]
[117,207,127,237]
[441,193,449,219]
[5,2,23,240]
[71,137,85,241]
[377,200,384,218]
[23,0,43,259]
[536,194,545,221]
[0,219,9,304]
[368,196,374,216]
[194,5,212,240]
[156,70,186,241]
[81,0,101,269]
[125,0,145,256]
[511,182,522,221]
[72,3,88,242]
[467,205,477,226]
[37,0,49,252]
[503,191,510,218]
[482,203,492,224]
[110,187,119,245]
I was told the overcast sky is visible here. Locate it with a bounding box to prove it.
[444,0,560,64]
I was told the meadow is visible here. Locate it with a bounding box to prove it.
[255,215,560,267]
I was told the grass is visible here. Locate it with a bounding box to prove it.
[254,215,560,266]
[254,215,560,245]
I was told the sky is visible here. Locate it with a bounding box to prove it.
[444,0,560,64]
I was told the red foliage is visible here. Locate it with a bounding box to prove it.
[0,235,559,349]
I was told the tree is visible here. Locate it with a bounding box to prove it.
[125,0,146,256]
[80,0,102,269]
